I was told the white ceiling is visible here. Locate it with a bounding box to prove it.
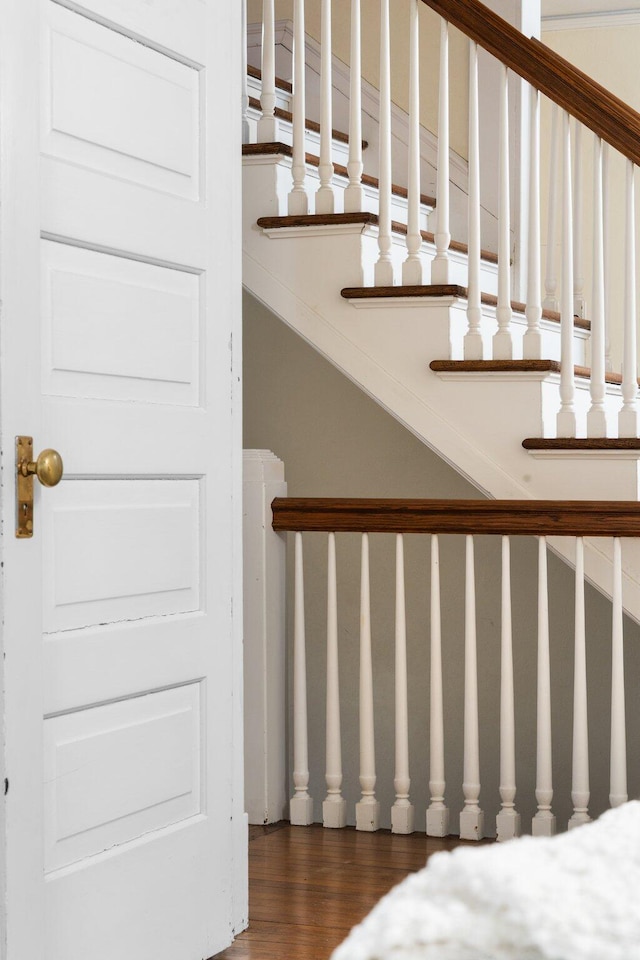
[543,0,640,14]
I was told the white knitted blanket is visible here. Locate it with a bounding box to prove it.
[331,801,640,960]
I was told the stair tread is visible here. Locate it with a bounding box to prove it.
[247,97,365,147]
[430,360,624,382]
[342,284,572,320]
[248,63,292,94]
[254,211,498,263]
[523,437,640,449]
[245,146,433,207]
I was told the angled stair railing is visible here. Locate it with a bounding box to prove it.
[245,0,640,441]
[273,497,640,838]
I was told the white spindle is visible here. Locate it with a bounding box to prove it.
[460,535,484,840]
[242,0,250,144]
[426,535,449,836]
[432,18,451,284]
[374,0,394,286]
[288,0,309,215]
[588,136,607,437]
[493,64,513,359]
[356,533,379,831]
[496,537,520,841]
[391,534,414,834]
[610,538,628,808]
[290,532,314,824]
[532,537,555,836]
[569,537,590,829]
[464,40,483,360]
[618,159,639,437]
[543,103,560,312]
[524,85,542,359]
[573,122,585,318]
[316,0,335,215]
[402,0,423,285]
[557,110,577,438]
[603,143,613,371]
[323,533,346,828]
[344,0,364,212]
[258,0,278,142]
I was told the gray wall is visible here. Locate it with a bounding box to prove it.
[243,289,640,836]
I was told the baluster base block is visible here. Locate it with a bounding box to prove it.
[568,811,591,830]
[290,795,314,826]
[344,184,365,213]
[618,408,640,438]
[496,808,521,842]
[459,807,484,841]
[463,333,484,361]
[391,802,415,835]
[426,805,450,838]
[374,259,395,287]
[430,257,450,285]
[288,188,309,216]
[323,797,347,829]
[492,331,513,360]
[356,799,380,832]
[257,115,279,143]
[532,812,556,837]
[402,257,424,286]
[522,330,543,360]
[315,186,335,216]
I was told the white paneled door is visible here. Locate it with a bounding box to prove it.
[0,1,243,959]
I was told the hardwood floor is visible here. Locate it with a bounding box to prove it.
[213,822,480,960]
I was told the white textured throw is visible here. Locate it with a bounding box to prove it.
[331,802,640,960]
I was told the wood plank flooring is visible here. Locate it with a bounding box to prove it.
[213,823,482,960]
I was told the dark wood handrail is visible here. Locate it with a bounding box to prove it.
[272,498,640,537]
[420,0,640,165]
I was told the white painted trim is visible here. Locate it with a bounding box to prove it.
[542,10,640,29]
[247,19,469,193]
[526,448,640,458]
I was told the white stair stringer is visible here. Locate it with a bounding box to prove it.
[243,188,640,624]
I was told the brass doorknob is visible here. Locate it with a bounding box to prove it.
[20,448,64,487]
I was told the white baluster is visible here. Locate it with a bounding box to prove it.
[356,533,380,831]
[464,40,483,360]
[543,103,560,312]
[290,532,314,824]
[610,538,628,808]
[374,0,394,286]
[603,143,613,372]
[431,18,451,284]
[288,0,309,215]
[344,0,364,213]
[619,159,639,436]
[524,85,542,359]
[323,533,346,827]
[557,110,577,438]
[316,0,335,215]
[242,0,251,144]
[573,122,585,318]
[402,0,423,285]
[460,535,484,840]
[532,537,555,836]
[258,0,278,143]
[391,534,414,834]
[588,136,607,437]
[496,537,521,841]
[493,64,513,359]
[569,537,590,829]
[427,535,449,836]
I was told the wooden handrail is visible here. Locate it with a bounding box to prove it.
[420,0,640,165]
[272,498,640,537]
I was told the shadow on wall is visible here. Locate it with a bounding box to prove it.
[243,289,640,837]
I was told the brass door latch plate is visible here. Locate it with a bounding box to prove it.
[16,436,35,538]
[16,436,64,538]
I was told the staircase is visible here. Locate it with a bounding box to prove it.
[243,0,640,623]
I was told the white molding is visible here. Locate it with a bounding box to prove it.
[525,448,640,458]
[247,19,469,193]
[542,10,640,29]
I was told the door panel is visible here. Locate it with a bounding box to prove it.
[1,0,243,956]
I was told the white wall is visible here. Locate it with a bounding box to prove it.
[243,290,640,837]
